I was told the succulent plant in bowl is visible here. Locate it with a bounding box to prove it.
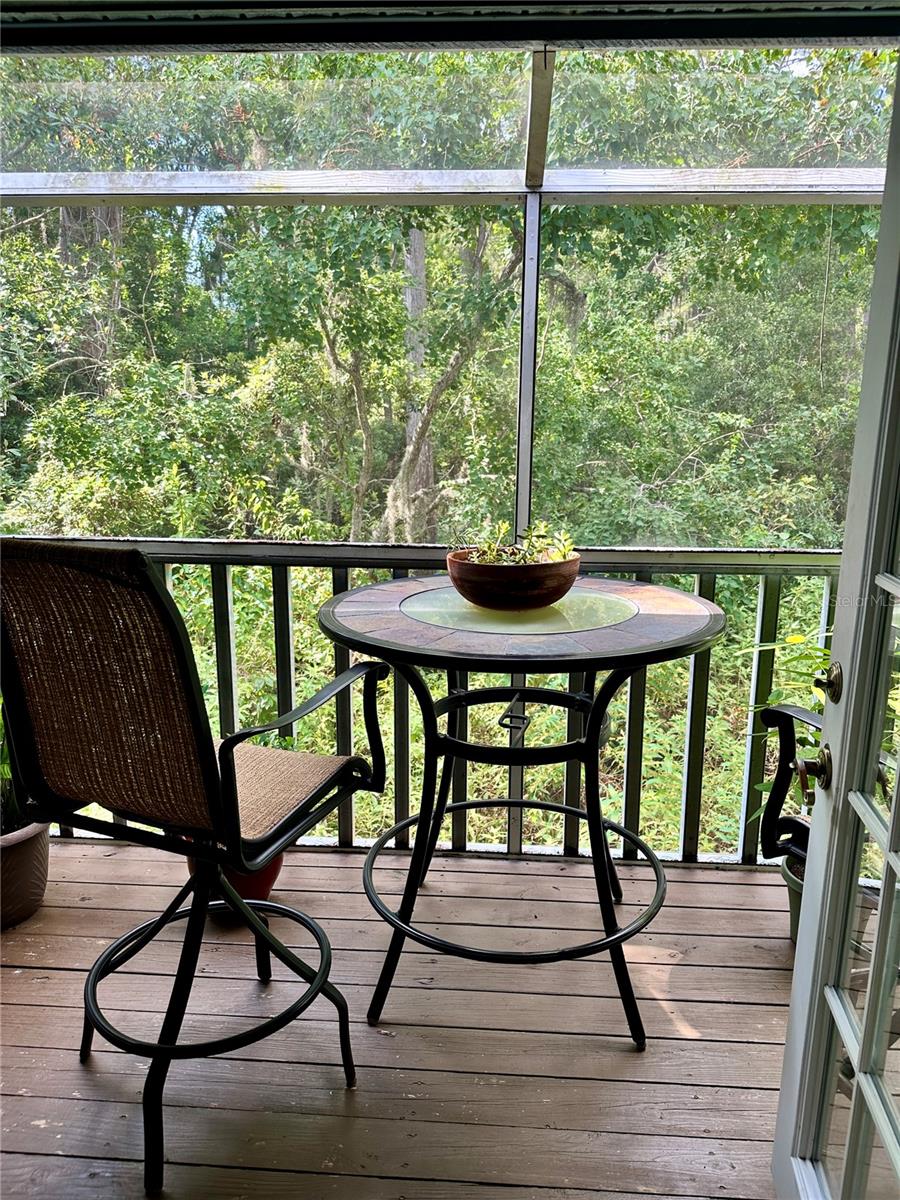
[447,521,580,610]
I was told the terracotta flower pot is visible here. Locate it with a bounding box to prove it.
[1,821,50,929]
[222,853,285,902]
[187,851,285,903]
[446,549,580,611]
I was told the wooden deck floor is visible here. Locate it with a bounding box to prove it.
[1,841,795,1199]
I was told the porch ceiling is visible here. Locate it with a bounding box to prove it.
[2,2,899,54]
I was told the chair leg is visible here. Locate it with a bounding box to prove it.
[79,1012,94,1063]
[255,916,272,984]
[81,876,197,1066]
[322,979,357,1087]
[142,871,210,1195]
[217,876,357,1088]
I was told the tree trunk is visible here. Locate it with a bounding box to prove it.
[319,310,374,542]
[57,205,125,394]
[377,229,524,543]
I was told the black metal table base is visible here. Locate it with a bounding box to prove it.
[364,802,665,965]
[362,667,668,1052]
[79,862,355,1195]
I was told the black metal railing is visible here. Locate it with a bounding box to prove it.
[49,537,840,864]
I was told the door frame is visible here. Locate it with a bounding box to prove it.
[772,62,900,1200]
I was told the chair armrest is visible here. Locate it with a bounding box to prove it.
[759,704,822,862]
[218,662,390,786]
[761,704,823,735]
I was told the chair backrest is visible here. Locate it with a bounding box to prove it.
[1,539,222,834]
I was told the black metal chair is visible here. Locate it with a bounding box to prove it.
[760,702,892,862]
[759,703,824,864]
[0,538,388,1194]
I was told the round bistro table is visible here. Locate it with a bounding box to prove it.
[319,573,726,1049]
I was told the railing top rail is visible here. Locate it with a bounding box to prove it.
[5,535,841,576]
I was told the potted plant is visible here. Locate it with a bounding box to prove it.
[0,710,50,929]
[447,520,579,610]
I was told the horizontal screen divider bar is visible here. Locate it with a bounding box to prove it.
[11,535,841,576]
[1,167,884,207]
[1,169,523,206]
[542,166,885,205]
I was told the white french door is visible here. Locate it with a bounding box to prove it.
[773,65,900,1200]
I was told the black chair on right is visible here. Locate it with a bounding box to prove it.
[1,538,389,1194]
[759,703,824,866]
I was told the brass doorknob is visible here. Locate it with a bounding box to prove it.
[792,745,833,793]
[813,662,843,703]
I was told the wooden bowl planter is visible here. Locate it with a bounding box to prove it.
[0,820,50,929]
[447,549,581,611]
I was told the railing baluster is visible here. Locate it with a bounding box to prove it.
[739,573,783,864]
[391,568,411,850]
[452,670,468,851]
[622,571,652,860]
[680,572,717,863]
[210,564,239,737]
[507,672,526,855]
[563,671,585,855]
[271,565,296,737]
[331,566,354,847]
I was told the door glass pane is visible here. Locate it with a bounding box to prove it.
[863,1124,900,1198]
[872,593,900,820]
[869,869,900,1136]
[820,1026,856,1197]
[841,828,886,1022]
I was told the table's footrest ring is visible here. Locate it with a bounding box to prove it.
[83,899,332,1060]
[362,801,666,966]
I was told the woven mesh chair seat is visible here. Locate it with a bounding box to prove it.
[230,741,356,841]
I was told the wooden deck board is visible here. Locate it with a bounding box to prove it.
[0,1155,715,1200]
[1,842,791,1198]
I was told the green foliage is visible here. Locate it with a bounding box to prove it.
[0,708,23,834]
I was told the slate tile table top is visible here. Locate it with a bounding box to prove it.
[319,573,725,673]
